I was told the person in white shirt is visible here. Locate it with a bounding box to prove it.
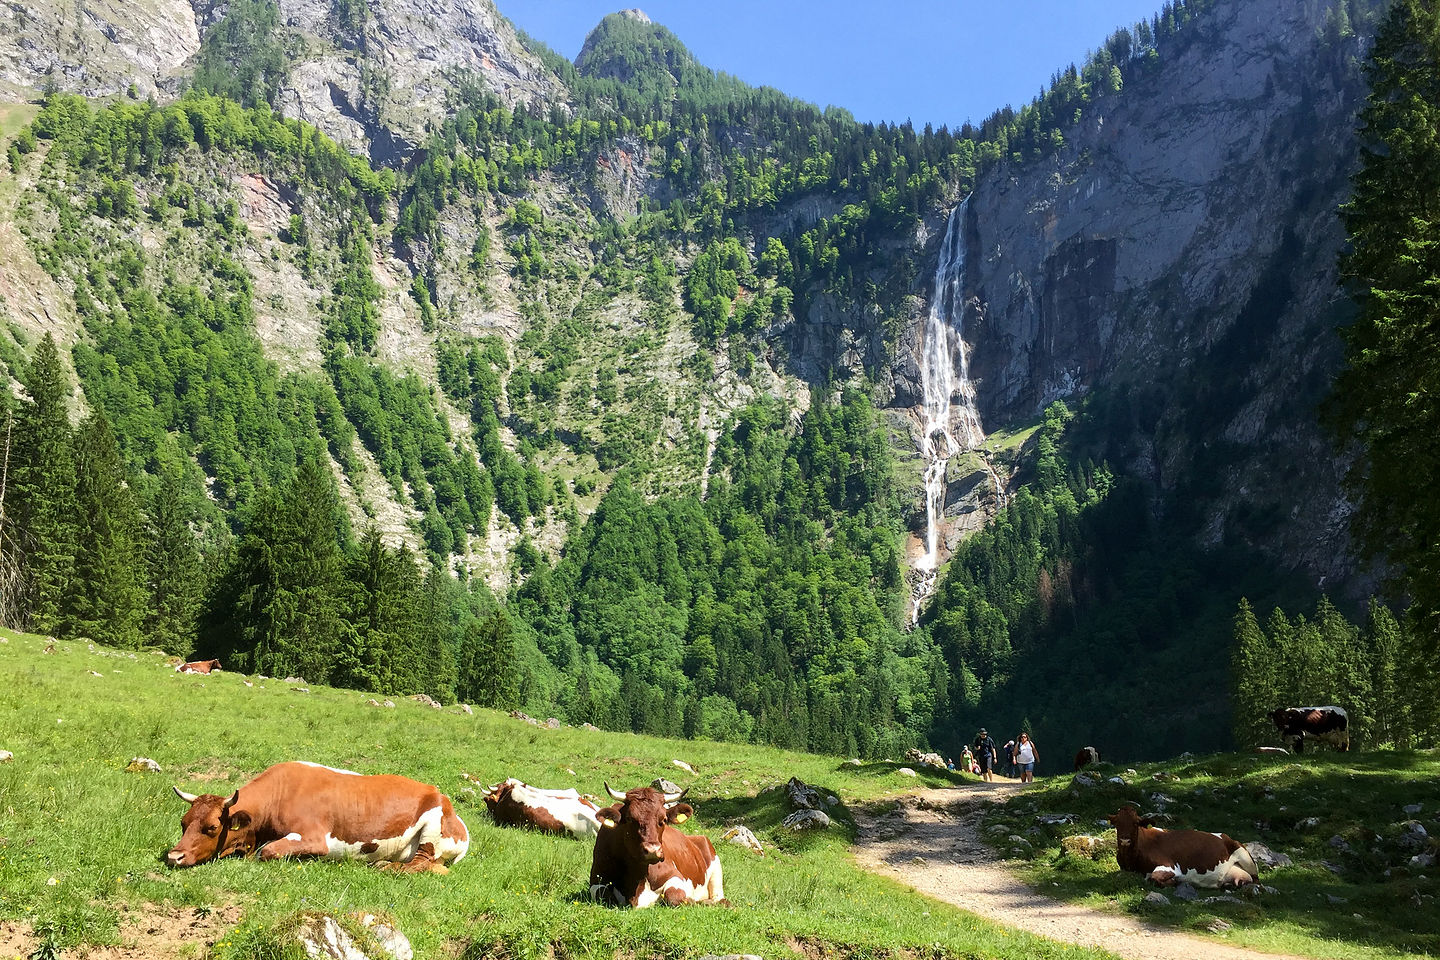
[1014,732,1038,783]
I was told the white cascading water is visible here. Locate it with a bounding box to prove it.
[911,198,986,622]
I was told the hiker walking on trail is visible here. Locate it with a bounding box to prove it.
[974,728,998,782]
[1002,739,1017,778]
[1015,732,1038,783]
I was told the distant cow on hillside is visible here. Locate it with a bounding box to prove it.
[1270,706,1349,753]
[1074,746,1100,771]
[175,659,222,674]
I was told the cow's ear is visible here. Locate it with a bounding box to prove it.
[1138,816,1156,827]
[597,803,622,828]
[227,809,252,830]
[667,803,694,825]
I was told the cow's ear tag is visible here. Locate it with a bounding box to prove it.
[673,813,688,824]
[601,818,616,828]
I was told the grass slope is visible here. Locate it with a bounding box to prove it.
[981,753,1440,960]
[0,628,1111,960]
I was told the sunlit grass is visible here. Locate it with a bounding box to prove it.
[0,627,1111,959]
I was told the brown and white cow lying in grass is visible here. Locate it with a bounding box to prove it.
[167,761,469,873]
[175,659,222,674]
[1108,806,1257,888]
[1271,706,1349,753]
[589,783,724,908]
[485,778,602,839]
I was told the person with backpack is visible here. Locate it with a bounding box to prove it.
[1002,739,1017,778]
[1015,732,1039,783]
[973,728,999,782]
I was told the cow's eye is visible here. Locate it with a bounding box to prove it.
[203,824,219,837]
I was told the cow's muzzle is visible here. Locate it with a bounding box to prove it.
[165,850,192,868]
[642,844,664,864]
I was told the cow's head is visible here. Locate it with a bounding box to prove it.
[1270,708,1294,728]
[597,783,692,864]
[166,787,258,867]
[1106,806,1154,844]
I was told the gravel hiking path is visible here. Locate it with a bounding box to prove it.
[851,781,1311,960]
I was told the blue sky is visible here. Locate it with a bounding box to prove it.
[503,1,1168,130]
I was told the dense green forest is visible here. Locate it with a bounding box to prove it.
[0,0,1428,768]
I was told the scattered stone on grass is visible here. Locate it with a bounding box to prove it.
[1295,817,1321,831]
[1328,835,1352,853]
[1037,813,1076,825]
[721,825,764,854]
[652,778,682,795]
[1403,803,1423,815]
[126,757,162,773]
[382,700,395,708]
[1410,853,1436,868]
[456,704,473,715]
[1172,883,1199,902]
[1244,841,1292,869]
[1206,918,1233,933]
[1071,773,1100,788]
[1143,891,1170,907]
[673,759,695,773]
[782,809,831,831]
[844,758,862,766]
[0,750,11,762]
[581,723,601,732]
[897,767,918,777]
[904,748,947,769]
[1325,894,1349,905]
[545,718,562,729]
[295,914,412,960]
[786,777,823,810]
[1321,860,1345,875]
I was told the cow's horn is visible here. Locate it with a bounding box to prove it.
[605,782,627,801]
[173,786,199,804]
[221,790,239,811]
[664,788,687,804]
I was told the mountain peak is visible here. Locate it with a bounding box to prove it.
[618,8,652,23]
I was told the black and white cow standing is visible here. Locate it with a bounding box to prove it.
[1270,706,1349,753]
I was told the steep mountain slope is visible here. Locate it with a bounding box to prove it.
[956,0,1371,583]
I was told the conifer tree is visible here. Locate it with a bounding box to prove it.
[205,458,343,680]
[1230,598,1274,746]
[1365,598,1406,746]
[69,413,145,647]
[457,610,518,708]
[144,469,204,657]
[11,333,77,633]
[1333,0,1440,650]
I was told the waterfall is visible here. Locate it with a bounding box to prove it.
[911,198,986,620]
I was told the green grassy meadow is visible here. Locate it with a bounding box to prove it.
[0,628,1112,960]
[985,752,1440,960]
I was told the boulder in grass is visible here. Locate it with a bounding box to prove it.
[0,750,13,762]
[721,825,764,854]
[782,809,831,831]
[673,759,696,774]
[1243,841,1292,869]
[897,767,919,777]
[126,757,162,773]
[786,777,823,810]
[652,778,683,795]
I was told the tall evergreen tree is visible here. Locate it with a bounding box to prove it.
[1333,0,1440,649]
[203,458,344,680]
[145,468,205,656]
[69,413,145,647]
[11,333,76,633]
[1230,598,1274,746]
[457,610,518,709]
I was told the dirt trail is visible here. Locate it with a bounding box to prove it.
[851,782,1310,960]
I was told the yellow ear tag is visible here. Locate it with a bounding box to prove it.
[602,818,616,828]
[673,813,688,824]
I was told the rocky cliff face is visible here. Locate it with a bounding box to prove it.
[269,0,565,162]
[0,0,200,99]
[898,0,1370,584]
[1,0,563,162]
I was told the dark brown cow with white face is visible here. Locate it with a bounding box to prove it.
[1270,706,1349,753]
[1108,806,1258,888]
[175,659,222,674]
[589,783,724,908]
[167,761,468,873]
[485,778,601,839]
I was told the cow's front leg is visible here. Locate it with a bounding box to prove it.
[380,842,449,874]
[259,832,329,861]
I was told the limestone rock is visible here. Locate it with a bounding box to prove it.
[0,750,11,762]
[1143,891,1170,907]
[1243,841,1292,870]
[782,809,831,831]
[125,757,162,773]
[721,825,764,854]
[785,777,823,810]
[897,767,919,778]
[672,759,695,774]
[652,778,682,795]
[1172,883,1199,902]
